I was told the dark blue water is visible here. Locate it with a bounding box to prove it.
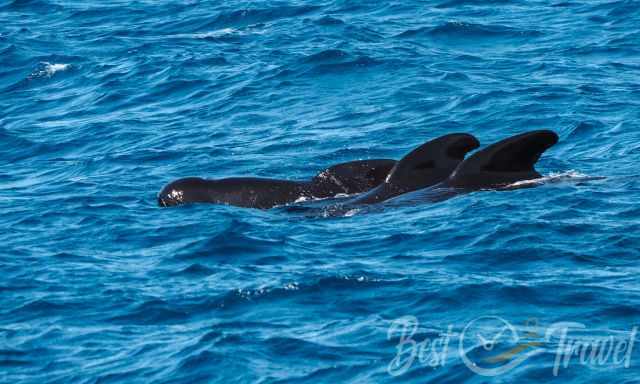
[2,1,640,382]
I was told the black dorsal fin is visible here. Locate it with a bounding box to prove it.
[448,130,559,188]
[347,133,479,205]
[386,133,480,187]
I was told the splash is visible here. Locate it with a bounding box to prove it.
[191,28,237,39]
[505,170,605,188]
[28,62,71,79]
[170,27,264,40]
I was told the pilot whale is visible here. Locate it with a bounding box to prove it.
[157,159,396,209]
[158,130,559,211]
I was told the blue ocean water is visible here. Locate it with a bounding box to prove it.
[2,0,640,382]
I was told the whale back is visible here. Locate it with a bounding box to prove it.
[158,177,306,208]
[158,160,396,208]
[310,159,396,196]
[447,130,558,189]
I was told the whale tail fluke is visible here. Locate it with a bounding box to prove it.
[448,130,559,189]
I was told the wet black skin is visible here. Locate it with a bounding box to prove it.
[443,130,559,190]
[157,159,396,209]
[299,130,560,216]
[158,130,559,211]
[389,130,560,205]
[347,133,480,205]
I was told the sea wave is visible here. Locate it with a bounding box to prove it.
[2,1,640,383]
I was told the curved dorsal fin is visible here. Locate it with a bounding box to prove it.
[347,133,479,205]
[448,130,558,188]
[386,133,480,188]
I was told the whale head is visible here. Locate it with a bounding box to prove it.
[158,177,210,207]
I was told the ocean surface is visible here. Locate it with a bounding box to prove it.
[2,0,640,383]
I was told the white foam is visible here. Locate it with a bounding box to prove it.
[30,62,71,78]
[171,28,241,40]
[193,28,236,38]
[172,25,269,40]
[290,192,356,205]
[505,170,604,188]
[293,195,312,203]
[343,208,360,217]
[283,282,299,291]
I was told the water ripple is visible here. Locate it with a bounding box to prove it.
[2,0,640,383]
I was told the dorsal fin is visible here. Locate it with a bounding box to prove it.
[386,133,480,188]
[347,133,479,205]
[448,130,558,188]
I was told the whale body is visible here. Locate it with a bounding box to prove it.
[157,159,396,209]
[158,130,560,212]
